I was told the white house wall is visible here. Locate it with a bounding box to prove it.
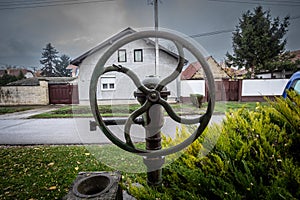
[78,39,180,104]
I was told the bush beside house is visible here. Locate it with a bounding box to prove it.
[190,93,204,107]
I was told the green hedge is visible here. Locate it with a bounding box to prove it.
[127,91,300,199]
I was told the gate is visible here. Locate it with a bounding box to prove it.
[205,79,239,101]
[223,80,239,101]
[49,84,79,104]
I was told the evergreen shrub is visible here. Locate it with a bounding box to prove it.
[127,91,300,199]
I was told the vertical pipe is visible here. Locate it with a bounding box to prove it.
[143,104,164,186]
[176,76,181,102]
[138,77,165,186]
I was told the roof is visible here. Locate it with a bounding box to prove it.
[181,62,201,80]
[222,67,248,78]
[7,77,77,86]
[181,56,229,80]
[291,50,300,62]
[71,27,135,66]
[66,64,78,70]
[0,70,5,77]
[70,27,188,66]
[7,78,40,86]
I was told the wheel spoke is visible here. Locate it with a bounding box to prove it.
[124,101,152,147]
[89,30,215,157]
[158,98,205,124]
[155,42,185,91]
[104,65,150,94]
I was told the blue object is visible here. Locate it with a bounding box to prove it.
[282,71,300,98]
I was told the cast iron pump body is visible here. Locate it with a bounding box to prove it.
[89,30,216,186]
[134,75,170,185]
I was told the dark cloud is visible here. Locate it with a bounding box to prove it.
[0,0,299,67]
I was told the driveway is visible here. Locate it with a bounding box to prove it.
[0,107,225,145]
[0,105,62,120]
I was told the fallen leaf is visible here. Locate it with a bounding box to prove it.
[75,166,79,171]
[48,186,57,190]
[85,153,90,156]
[47,162,55,167]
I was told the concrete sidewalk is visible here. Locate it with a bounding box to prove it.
[0,105,64,120]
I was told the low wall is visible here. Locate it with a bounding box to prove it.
[181,80,205,96]
[180,80,206,103]
[242,79,288,96]
[240,79,288,102]
[180,79,289,102]
[0,80,49,105]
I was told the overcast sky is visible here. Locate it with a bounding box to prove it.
[0,0,299,69]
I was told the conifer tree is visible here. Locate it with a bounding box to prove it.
[40,43,60,77]
[56,54,72,77]
[226,6,291,78]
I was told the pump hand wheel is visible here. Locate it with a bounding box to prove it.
[89,30,215,157]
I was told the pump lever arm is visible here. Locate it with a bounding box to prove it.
[158,98,206,124]
[124,100,152,147]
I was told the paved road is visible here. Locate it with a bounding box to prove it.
[0,108,225,145]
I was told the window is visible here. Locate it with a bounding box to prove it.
[134,49,143,62]
[118,49,127,62]
[291,79,300,94]
[100,76,116,91]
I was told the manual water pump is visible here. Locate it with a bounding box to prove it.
[89,30,216,186]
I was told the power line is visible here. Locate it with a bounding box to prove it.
[189,29,234,38]
[188,14,300,39]
[257,0,300,4]
[0,0,114,10]
[291,15,300,20]
[208,0,300,6]
[0,0,82,6]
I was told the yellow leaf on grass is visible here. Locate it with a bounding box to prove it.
[47,162,55,167]
[75,166,79,171]
[48,186,57,190]
[85,153,90,156]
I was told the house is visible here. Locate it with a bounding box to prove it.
[70,27,188,104]
[220,62,248,79]
[66,64,79,77]
[181,56,229,80]
[249,50,300,79]
[221,50,300,79]
[181,56,236,102]
[0,68,34,78]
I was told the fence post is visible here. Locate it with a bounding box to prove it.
[238,79,243,102]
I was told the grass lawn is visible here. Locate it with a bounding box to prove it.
[29,101,266,118]
[0,144,151,200]
[1,94,298,199]
[0,145,112,199]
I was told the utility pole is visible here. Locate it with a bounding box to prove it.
[154,0,159,76]
[147,0,160,76]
